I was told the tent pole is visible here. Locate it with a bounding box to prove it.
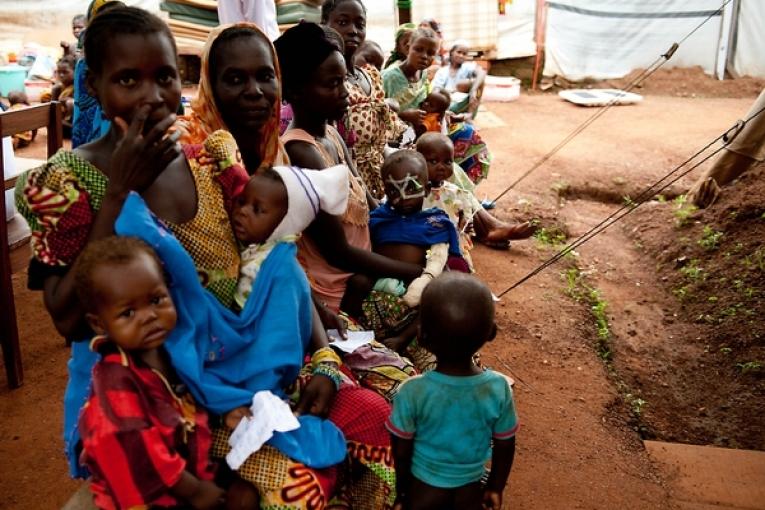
[715,0,736,80]
[531,0,546,90]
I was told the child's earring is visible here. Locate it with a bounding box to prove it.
[89,334,108,351]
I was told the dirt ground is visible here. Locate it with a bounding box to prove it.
[1,71,763,509]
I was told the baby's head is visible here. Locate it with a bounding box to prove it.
[420,272,496,364]
[381,149,428,215]
[416,132,454,186]
[232,168,289,245]
[73,236,177,352]
[7,91,29,106]
[353,40,384,70]
[421,88,450,116]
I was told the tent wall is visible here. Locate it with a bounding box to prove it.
[542,0,724,80]
[732,0,765,78]
[496,0,537,59]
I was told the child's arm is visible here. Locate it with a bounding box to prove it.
[171,471,226,509]
[391,435,415,510]
[482,436,515,509]
[380,319,418,354]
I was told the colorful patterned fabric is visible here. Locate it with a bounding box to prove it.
[15,150,108,269]
[79,345,214,509]
[211,379,396,510]
[342,64,408,199]
[448,122,491,185]
[179,22,289,170]
[282,127,371,312]
[424,182,481,271]
[382,62,431,112]
[343,340,418,401]
[361,290,417,342]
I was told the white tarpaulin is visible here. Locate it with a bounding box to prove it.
[496,0,537,59]
[542,0,725,80]
[732,0,765,78]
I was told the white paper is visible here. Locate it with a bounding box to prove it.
[225,391,300,470]
[326,330,375,353]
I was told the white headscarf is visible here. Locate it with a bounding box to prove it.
[267,164,350,242]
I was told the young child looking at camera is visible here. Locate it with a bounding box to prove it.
[387,272,518,510]
[73,236,225,510]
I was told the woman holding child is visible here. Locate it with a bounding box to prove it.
[17,7,397,509]
[381,26,493,187]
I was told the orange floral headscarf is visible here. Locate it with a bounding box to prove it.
[180,23,288,170]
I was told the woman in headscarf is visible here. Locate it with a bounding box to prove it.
[181,23,415,509]
[384,22,416,69]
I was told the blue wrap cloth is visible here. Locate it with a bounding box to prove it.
[369,202,463,257]
[62,191,345,475]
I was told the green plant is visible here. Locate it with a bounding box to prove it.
[623,195,636,207]
[698,226,723,251]
[626,394,647,417]
[534,227,567,248]
[673,285,690,300]
[589,288,611,360]
[679,260,704,281]
[672,195,698,227]
[656,194,667,203]
[736,361,762,374]
[551,180,570,196]
[718,346,732,355]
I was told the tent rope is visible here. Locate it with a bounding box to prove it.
[495,103,765,298]
[490,0,734,206]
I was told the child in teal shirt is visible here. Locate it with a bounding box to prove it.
[386,272,518,510]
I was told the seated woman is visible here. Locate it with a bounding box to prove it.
[432,41,487,119]
[322,0,409,200]
[179,21,413,508]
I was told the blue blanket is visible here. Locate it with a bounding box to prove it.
[369,203,463,257]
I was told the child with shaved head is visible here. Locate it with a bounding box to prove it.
[387,273,518,510]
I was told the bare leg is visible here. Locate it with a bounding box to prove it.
[408,477,483,510]
[473,209,536,246]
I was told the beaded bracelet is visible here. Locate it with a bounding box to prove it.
[313,363,343,390]
[311,346,342,369]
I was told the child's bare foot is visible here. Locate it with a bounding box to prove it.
[483,221,537,245]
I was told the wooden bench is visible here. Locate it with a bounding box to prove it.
[1,101,63,388]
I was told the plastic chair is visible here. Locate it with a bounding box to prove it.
[0,101,63,388]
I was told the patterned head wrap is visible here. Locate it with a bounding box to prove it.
[183,23,288,170]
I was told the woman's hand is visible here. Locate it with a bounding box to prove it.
[107,104,181,197]
[316,301,347,340]
[398,109,426,126]
[223,406,252,430]
[294,373,337,418]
